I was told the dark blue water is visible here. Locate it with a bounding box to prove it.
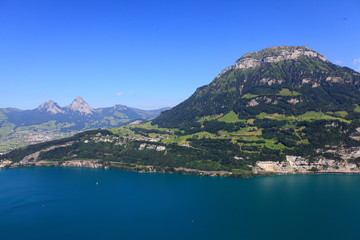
[1,167,360,240]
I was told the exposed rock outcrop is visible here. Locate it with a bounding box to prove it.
[260,78,285,86]
[66,96,94,115]
[326,77,344,83]
[58,160,106,168]
[247,99,259,107]
[254,149,360,174]
[37,100,64,114]
[217,46,328,77]
[287,98,300,104]
[139,143,166,151]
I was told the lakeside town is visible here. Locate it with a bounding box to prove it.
[0,129,77,154]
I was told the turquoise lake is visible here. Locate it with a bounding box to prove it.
[1,167,360,240]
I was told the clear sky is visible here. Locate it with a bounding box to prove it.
[1,0,359,110]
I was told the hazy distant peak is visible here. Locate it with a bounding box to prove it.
[66,96,94,115]
[37,100,64,114]
[74,96,86,104]
[113,104,127,110]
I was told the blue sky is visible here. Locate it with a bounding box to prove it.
[1,0,359,109]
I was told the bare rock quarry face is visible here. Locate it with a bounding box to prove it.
[254,149,360,174]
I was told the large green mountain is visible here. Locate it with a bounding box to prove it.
[1,46,360,177]
[154,46,360,127]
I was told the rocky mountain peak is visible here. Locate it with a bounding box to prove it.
[217,46,328,77]
[113,104,127,110]
[66,96,94,115]
[239,46,326,62]
[74,96,86,104]
[37,100,64,114]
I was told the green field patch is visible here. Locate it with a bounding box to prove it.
[217,111,241,123]
[277,88,301,96]
[236,135,288,151]
[326,111,348,118]
[110,126,136,136]
[247,118,256,124]
[187,131,218,139]
[197,114,224,123]
[237,135,265,141]
[237,130,262,136]
[218,130,236,136]
[131,122,153,129]
[241,93,258,99]
[354,104,360,113]
[264,139,287,150]
[256,112,294,121]
[131,122,174,131]
[334,111,348,118]
[222,127,261,136]
[256,111,349,123]
[298,139,310,145]
[296,111,349,123]
[160,139,177,144]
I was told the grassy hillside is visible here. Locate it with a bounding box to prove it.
[2,111,359,176]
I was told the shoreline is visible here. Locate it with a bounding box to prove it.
[2,159,360,178]
[0,159,245,177]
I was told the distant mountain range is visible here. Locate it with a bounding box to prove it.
[0,97,170,152]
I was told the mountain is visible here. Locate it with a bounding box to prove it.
[37,100,64,114]
[0,97,170,152]
[1,46,359,177]
[65,96,94,115]
[153,46,360,128]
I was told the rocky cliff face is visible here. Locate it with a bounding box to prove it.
[65,96,94,115]
[218,46,328,77]
[254,142,360,174]
[37,100,64,114]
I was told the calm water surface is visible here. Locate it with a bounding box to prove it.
[1,167,360,240]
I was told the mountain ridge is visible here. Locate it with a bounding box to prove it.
[0,97,170,152]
